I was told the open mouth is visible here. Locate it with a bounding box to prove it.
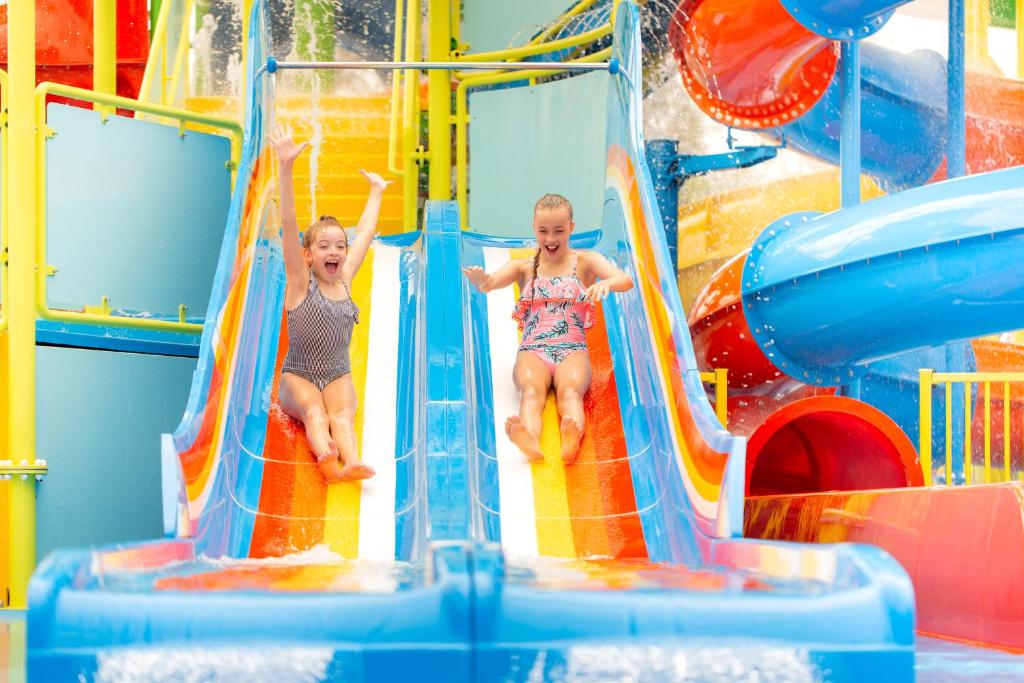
[544,244,559,254]
[325,259,340,275]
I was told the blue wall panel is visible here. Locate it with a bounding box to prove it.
[44,104,231,320]
[35,346,195,558]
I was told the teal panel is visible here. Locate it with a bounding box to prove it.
[462,0,567,53]
[468,72,608,237]
[35,346,195,558]
[45,104,231,319]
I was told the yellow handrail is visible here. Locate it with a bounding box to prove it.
[34,82,243,334]
[454,23,612,64]
[1019,0,1024,78]
[402,0,423,229]
[919,369,1024,486]
[138,0,176,104]
[166,0,197,109]
[387,0,407,176]
[699,369,729,428]
[0,69,8,334]
[527,0,602,47]
[454,47,612,229]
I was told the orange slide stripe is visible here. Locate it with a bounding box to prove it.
[566,304,648,558]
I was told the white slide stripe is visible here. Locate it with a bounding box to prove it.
[357,245,400,560]
[484,247,538,558]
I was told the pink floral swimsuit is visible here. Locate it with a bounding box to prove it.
[512,259,595,373]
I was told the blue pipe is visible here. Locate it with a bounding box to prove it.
[778,42,947,192]
[646,139,681,273]
[947,0,966,178]
[780,0,913,39]
[741,166,1024,386]
[839,41,861,208]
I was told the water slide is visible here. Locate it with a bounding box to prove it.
[672,0,1024,650]
[28,3,917,680]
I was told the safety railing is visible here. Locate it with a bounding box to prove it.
[1,68,8,334]
[34,82,242,334]
[919,369,1024,486]
[139,0,196,109]
[699,369,729,428]
[386,0,423,229]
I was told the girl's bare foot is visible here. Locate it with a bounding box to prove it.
[316,443,344,482]
[506,415,544,463]
[339,461,376,481]
[560,416,583,465]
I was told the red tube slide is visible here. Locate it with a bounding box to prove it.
[690,252,922,494]
[668,0,837,129]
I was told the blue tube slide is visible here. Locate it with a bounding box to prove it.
[742,165,1024,387]
[778,42,948,192]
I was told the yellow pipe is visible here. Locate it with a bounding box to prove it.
[527,0,601,47]
[0,69,8,334]
[964,382,972,484]
[1004,381,1011,481]
[455,48,612,228]
[1019,0,1024,79]
[455,23,612,64]
[714,368,728,428]
[93,0,117,115]
[166,0,197,108]
[8,0,38,610]
[984,381,991,482]
[34,82,242,335]
[387,0,406,176]
[402,0,421,228]
[241,0,254,104]
[428,0,452,201]
[919,369,933,486]
[945,380,952,485]
[138,0,175,104]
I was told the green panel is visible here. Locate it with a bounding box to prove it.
[35,346,195,558]
[469,72,608,236]
[992,0,1015,29]
[45,103,230,321]
[462,0,568,52]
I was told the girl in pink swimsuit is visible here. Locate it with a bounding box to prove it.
[464,194,634,465]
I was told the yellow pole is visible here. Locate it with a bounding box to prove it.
[93,0,117,113]
[1019,0,1024,78]
[919,369,933,486]
[427,0,452,202]
[7,0,38,610]
[402,0,422,229]
[714,368,728,428]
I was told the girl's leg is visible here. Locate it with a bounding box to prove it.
[553,351,592,464]
[323,374,375,481]
[508,352,552,463]
[279,373,344,482]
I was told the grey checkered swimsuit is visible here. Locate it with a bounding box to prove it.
[281,274,360,391]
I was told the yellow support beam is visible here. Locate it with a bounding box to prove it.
[428,0,452,201]
[402,0,422,228]
[919,369,933,486]
[7,0,38,610]
[93,0,117,112]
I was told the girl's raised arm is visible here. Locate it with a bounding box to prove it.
[268,124,310,290]
[462,259,524,293]
[343,170,392,281]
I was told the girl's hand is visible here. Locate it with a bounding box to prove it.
[462,266,488,291]
[359,169,393,192]
[584,282,610,303]
[267,124,309,165]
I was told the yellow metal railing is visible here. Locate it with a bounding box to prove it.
[34,82,242,334]
[527,0,603,47]
[454,47,612,228]
[1019,0,1024,78]
[700,369,729,428]
[386,0,424,228]
[0,69,8,334]
[919,369,1024,486]
[138,0,196,108]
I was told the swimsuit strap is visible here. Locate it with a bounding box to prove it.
[340,279,352,300]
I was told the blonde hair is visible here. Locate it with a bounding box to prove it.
[530,193,574,294]
[303,215,347,249]
[533,193,574,221]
